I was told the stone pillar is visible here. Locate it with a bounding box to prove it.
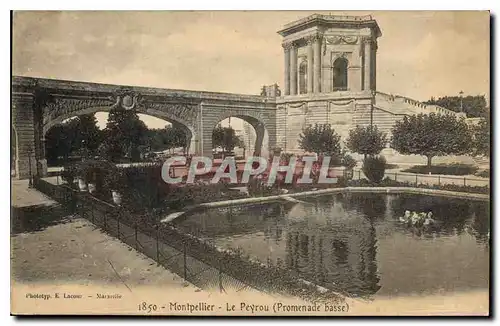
[363,38,372,91]
[313,34,322,93]
[201,136,213,158]
[38,137,48,176]
[306,38,314,94]
[12,92,37,180]
[187,134,197,155]
[253,122,266,157]
[283,43,291,96]
[289,43,298,96]
[31,91,48,177]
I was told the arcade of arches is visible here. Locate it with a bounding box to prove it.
[11,77,277,178]
[14,14,457,179]
[10,14,381,179]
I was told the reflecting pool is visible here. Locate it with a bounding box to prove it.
[174,193,490,298]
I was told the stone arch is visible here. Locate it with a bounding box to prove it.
[212,114,268,158]
[43,105,196,137]
[201,108,274,159]
[137,107,197,155]
[42,104,198,164]
[332,57,348,91]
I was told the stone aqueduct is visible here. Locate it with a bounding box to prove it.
[12,14,464,180]
[12,76,278,179]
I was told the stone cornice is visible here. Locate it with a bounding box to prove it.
[284,32,323,48]
[278,14,382,38]
[276,90,372,104]
[11,76,275,105]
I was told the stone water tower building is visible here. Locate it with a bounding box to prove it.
[11,13,468,179]
[274,14,464,155]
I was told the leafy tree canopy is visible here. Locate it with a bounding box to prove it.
[423,95,488,118]
[391,113,472,168]
[101,107,148,162]
[298,123,342,157]
[212,126,244,154]
[346,125,387,157]
[45,114,102,163]
[471,116,490,157]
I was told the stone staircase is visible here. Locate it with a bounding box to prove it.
[352,105,399,138]
[375,91,465,118]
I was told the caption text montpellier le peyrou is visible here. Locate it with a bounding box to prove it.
[24,293,349,313]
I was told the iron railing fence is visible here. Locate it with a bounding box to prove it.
[50,166,489,189]
[327,168,489,189]
[33,177,340,301]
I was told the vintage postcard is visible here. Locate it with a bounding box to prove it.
[11,11,490,316]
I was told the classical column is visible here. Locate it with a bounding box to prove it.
[282,42,291,95]
[363,37,372,91]
[313,34,322,93]
[289,42,298,95]
[306,37,314,94]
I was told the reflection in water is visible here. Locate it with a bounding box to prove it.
[175,194,490,298]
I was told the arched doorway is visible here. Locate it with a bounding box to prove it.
[299,60,308,94]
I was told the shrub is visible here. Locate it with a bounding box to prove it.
[341,153,357,170]
[475,169,490,178]
[401,163,478,176]
[102,164,127,191]
[247,177,281,197]
[271,147,282,156]
[347,177,489,194]
[75,159,107,184]
[362,155,387,183]
[279,152,294,164]
[61,164,77,186]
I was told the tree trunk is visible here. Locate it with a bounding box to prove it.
[427,156,433,169]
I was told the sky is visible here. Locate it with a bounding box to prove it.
[13,11,490,129]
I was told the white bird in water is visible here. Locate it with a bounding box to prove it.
[399,210,411,223]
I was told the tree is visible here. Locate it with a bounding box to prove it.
[212,126,243,156]
[423,95,488,118]
[145,129,168,152]
[298,123,342,157]
[391,113,472,169]
[164,125,188,154]
[471,117,490,157]
[102,107,148,162]
[45,124,72,163]
[76,114,102,156]
[346,125,387,158]
[45,114,102,164]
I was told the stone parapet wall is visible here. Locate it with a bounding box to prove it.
[375,91,465,118]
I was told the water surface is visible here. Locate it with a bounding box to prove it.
[175,193,490,298]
